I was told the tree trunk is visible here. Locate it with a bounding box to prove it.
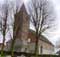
[1,7,8,57]
[35,31,39,57]
[1,32,5,57]
[10,38,16,57]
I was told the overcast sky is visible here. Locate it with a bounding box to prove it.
[44,0,60,45]
[0,0,60,45]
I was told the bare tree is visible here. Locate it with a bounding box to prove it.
[10,9,22,57]
[29,0,55,56]
[0,1,15,57]
[0,2,8,57]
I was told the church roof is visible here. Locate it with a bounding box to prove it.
[28,29,54,47]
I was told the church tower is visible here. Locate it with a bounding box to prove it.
[14,4,29,52]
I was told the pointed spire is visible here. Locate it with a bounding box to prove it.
[20,3,28,14]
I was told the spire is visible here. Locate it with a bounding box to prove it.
[20,3,28,14]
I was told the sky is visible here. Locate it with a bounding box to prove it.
[44,0,60,45]
[0,0,60,46]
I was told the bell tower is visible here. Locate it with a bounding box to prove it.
[14,3,29,52]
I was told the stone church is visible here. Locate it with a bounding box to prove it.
[5,3,54,54]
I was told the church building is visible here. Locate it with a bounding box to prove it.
[5,3,54,54]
